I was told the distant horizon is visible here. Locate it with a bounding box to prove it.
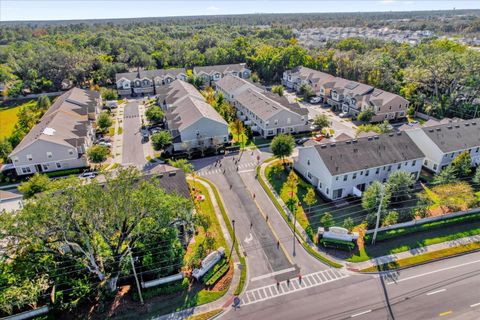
[2,1,480,22]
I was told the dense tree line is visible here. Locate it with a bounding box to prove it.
[1,15,479,120]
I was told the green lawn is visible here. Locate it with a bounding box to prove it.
[347,213,480,262]
[360,242,480,272]
[0,100,36,139]
[265,161,367,239]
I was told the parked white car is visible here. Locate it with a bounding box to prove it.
[79,172,98,179]
[98,141,112,147]
[339,112,349,118]
[309,97,321,104]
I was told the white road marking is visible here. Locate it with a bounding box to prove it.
[250,267,297,282]
[387,259,480,285]
[470,302,480,308]
[426,289,446,296]
[238,169,255,173]
[242,269,349,306]
[350,310,372,318]
[244,233,254,244]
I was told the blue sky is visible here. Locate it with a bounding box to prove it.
[2,1,479,21]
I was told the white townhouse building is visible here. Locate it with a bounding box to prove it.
[216,75,310,138]
[404,118,480,173]
[9,88,101,176]
[193,63,251,87]
[282,66,334,93]
[157,80,229,153]
[115,68,187,96]
[283,66,408,122]
[294,132,425,200]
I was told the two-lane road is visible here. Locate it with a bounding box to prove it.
[122,101,146,168]
[221,251,480,320]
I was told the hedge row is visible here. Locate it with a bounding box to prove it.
[202,257,226,284]
[205,263,230,286]
[45,168,82,178]
[320,238,355,250]
[365,211,480,243]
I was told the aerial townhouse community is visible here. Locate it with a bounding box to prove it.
[8,88,101,176]
[401,118,480,173]
[283,66,409,122]
[115,68,188,96]
[157,80,229,154]
[193,63,251,87]
[294,132,425,200]
[216,75,310,138]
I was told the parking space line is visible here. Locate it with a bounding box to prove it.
[351,310,372,318]
[426,289,446,296]
[470,302,480,308]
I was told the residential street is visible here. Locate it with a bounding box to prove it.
[193,148,328,291]
[221,251,480,320]
[121,101,147,168]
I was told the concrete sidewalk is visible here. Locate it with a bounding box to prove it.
[154,178,244,320]
[347,234,480,271]
[258,160,344,267]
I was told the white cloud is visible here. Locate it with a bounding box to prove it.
[379,0,397,3]
[206,6,220,12]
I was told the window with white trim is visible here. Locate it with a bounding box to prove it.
[68,149,74,156]
[56,162,62,169]
[21,167,32,174]
[47,152,53,158]
[27,154,33,161]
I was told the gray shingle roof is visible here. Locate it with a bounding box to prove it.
[144,164,190,199]
[160,80,227,135]
[10,88,100,156]
[215,74,260,93]
[193,63,248,76]
[116,68,187,82]
[421,119,480,153]
[313,132,425,175]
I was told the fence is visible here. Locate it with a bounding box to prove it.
[415,111,439,121]
[365,207,480,235]
[2,306,49,320]
[1,91,64,102]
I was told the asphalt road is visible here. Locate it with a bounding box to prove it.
[221,251,480,320]
[192,148,327,290]
[122,101,146,168]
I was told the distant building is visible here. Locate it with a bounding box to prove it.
[193,63,251,87]
[404,118,480,173]
[294,132,424,200]
[9,88,101,176]
[216,75,310,138]
[115,68,188,96]
[283,66,408,122]
[157,80,229,154]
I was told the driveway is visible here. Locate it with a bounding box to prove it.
[121,101,146,168]
[284,91,357,138]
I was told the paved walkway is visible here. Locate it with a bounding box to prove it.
[347,234,480,271]
[154,178,243,320]
[258,160,344,267]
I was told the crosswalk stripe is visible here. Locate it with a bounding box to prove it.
[241,269,348,306]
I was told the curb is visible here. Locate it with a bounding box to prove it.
[356,246,480,274]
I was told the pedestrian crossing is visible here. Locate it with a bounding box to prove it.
[241,268,349,306]
[197,161,258,176]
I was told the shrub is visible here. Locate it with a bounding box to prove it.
[45,168,81,178]
[96,111,113,132]
[205,263,230,286]
[18,173,51,198]
[145,105,165,124]
[151,131,172,151]
[202,257,226,284]
[87,145,110,163]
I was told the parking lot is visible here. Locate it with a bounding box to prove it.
[284,91,358,138]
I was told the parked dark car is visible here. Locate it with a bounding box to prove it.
[295,137,310,145]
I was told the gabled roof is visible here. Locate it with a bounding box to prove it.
[160,80,227,134]
[285,66,334,85]
[193,63,248,76]
[115,68,187,83]
[144,164,190,199]
[215,74,260,94]
[420,119,480,153]
[313,132,424,175]
[361,89,408,112]
[10,88,100,156]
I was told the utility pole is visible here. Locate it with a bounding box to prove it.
[128,246,144,305]
[229,219,236,261]
[371,186,384,245]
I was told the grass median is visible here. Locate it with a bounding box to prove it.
[360,242,480,272]
[196,176,247,296]
[256,163,342,268]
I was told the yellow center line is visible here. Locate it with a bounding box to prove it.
[439,310,452,317]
